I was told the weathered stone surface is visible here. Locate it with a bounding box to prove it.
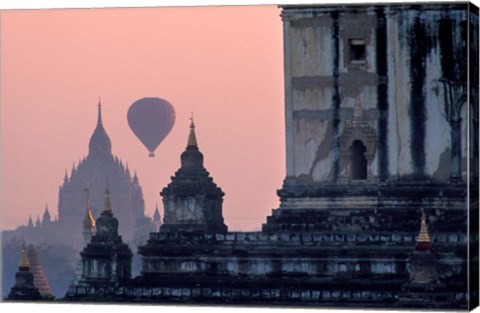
[283,3,477,183]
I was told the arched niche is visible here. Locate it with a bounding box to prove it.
[339,121,377,182]
[350,140,368,180]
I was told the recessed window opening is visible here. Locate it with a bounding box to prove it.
[350,140,367,180]
[349,39,366,63]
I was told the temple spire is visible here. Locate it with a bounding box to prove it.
[415,209,432,251]
[97,98,103,126]
[83,203,96,240]
[88,100,112,157]
[7,237,42,300]
[83,183,95,232]
[180,118,204,169]
[153,204,161,221]
[27,215,34,228]
[42,204,51,224]
[71,162,77,178]
[133,170,139,184]
[83,206,95,229]
[19,243,30,271]
[126,163,131,179]
[187,115,198,149]
[102,181,113,216]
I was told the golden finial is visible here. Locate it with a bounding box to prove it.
[416,209,432,251]
[19,243,30,271]
[83,183,95,228]
[83,206,96,229]
[187,114,198,148]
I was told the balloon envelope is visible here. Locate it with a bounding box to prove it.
[127,98,175,157]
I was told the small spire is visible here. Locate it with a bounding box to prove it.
[102,181,113,216]
[35,215,41,227]
[27,215,34,228]
[63,170,69,183]
[153,204,161,221]
[71,162,77,178]
[97,97,103,126]
[133,170,139,184]
[19,243,30,271]
[416,209,432,251]
[187,115,198,148]
[42,204,51,224]
[126,163,131,178]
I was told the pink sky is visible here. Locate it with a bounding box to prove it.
[0,5,285,231]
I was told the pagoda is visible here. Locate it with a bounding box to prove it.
[65,185,133,299]
[6,243,42,301]
[160,118,227,234]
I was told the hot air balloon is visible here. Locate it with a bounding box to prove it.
[127,97,176,157]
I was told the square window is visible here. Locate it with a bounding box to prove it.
[349,39,366,63]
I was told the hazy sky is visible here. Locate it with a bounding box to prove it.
[0,5,285,231]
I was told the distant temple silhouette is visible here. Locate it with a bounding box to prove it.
[56,102,155,247]
[6,102,155,250]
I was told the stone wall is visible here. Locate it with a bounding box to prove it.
[137,227,466,294]
[282,4,476,183]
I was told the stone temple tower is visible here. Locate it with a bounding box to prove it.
[66,186,133,298]
[261,5,477,305]
[6,243,41,301]
[278,4,477,185]
[160,119,227,234]
[263,3,478,235]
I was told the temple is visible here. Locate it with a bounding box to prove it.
[3,2,478,310]
[2,100,155,299]
[6,244,42,301]
[62,3,478,309]
[4,101,155,250]
[56,102,154,247]
[65,186,133,299]
[159,118,228,234]
[26,244,53,299]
